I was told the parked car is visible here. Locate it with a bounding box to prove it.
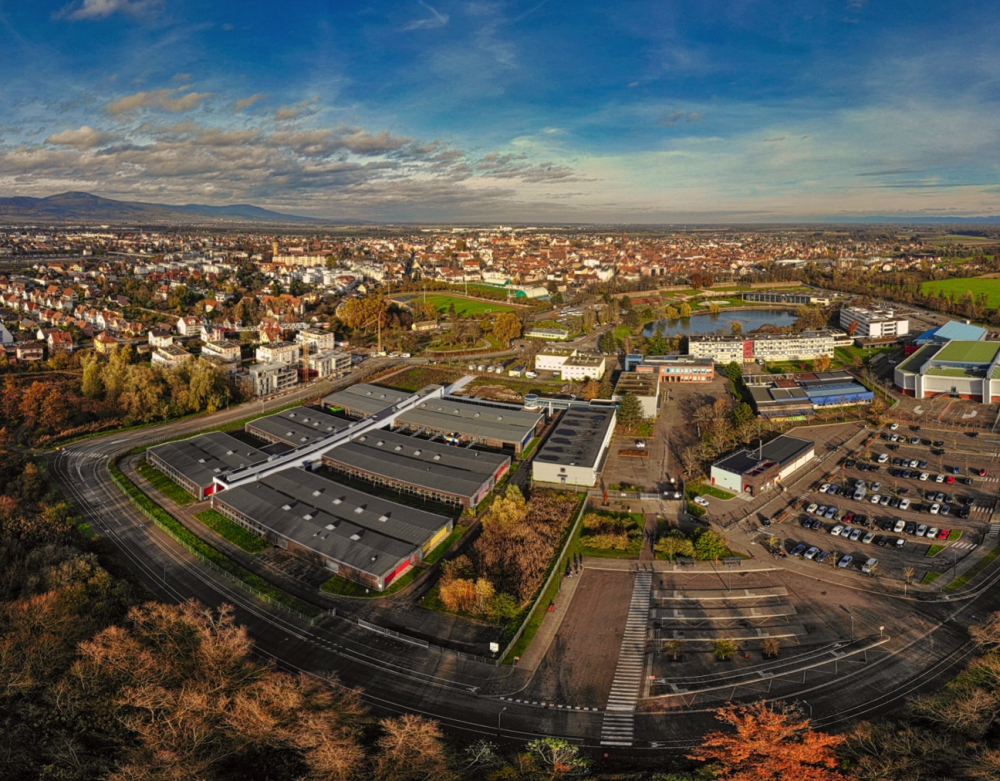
[951,465,961,475]
[790,543,807,557]
[877,453,889,464]
[930,503,941,515]
[844,459,856,468]
[838,555,853,569]
[870,494,882,504]
[830,524,845,536]
[819,483,830,493]
[894,519,906,532]
[694,496,710,507]
[816,505,828,516]
[940,504,952,516]
[807,502,818,513]
[811,518,824,530]
[899,498,911,511]
[863,531,876,544]
[815,550,831,564]
[934,441,945,447]
[946,475,956,485]
[965,496,976,507]
[896,537,906,548]
[871,482,882,492]
[919,460,928,469]
[890,423,899,430]
[976,468,988,477]
[905,521,917,535]
[916,524,928,537]
[919,472,929,481]
[825,506,837,519]
[909,459,920,468]
[849,527,864,542]
[935,474,946,483]
[938,528,951,539]
[804,546,820,560]
[862,557,878,574]
[926,527,939,539]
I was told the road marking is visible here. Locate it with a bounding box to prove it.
[600,571,652,747]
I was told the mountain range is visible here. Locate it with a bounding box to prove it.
[0,192,320,225]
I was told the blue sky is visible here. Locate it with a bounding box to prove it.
[1,0,999,221]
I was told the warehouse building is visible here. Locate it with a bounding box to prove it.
[211,468,453,591]
[321,429,509,509]
[748,371,874,419]
[894,340,1000,404]
[322,383,411,419]
[246,406,351,448]
[147,432,269,500]
[393,398,542,454]
[710,434,815,497]
[532,406,616,487]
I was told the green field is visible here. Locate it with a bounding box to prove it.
[422,294,516,316]
[922,277,1000,309]
[928,235,997,246]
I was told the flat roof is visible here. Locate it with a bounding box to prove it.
[148,432,269,489]
[533,406,615,468]
[323,429,509,499]
[246,406,350,447]
[214,469,450,580]
[322,383,411,417]
[760,434,814,464]
[898,344,940,374]
[933,340,1000,364]
[396,398,541,443]
[614,372,658,396]
[563,355,604,366]
[923,320,987,343]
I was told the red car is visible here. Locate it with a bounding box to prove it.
[938,528,950,539]
[844,512,856,524]
[976,468,988,477]
[946,475,956,484]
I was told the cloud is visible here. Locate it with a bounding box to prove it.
[55,0,160,21]
[107,89,212,114]
[45,125,114,150]
[275,97,319,121]
[235,93,267,111]
[403,1,449,31]
[658,111,701,126]
[762,136,787,143]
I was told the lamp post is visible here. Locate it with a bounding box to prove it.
[801,699,813,718]
[497,706,507,737]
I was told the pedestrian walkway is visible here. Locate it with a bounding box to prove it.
[600,571,652,747]
[951,540,977,551]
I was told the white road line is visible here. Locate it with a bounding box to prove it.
[600,571,652,747]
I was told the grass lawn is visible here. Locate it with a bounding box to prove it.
[195,510,269,554]
[687,501,707,517]
[613,324,634,340]
[921,277,1000,309]
[377,366,463,392]
[926,544,945,558]
[687,480,735,501]
[575,510,645,559]
[944,543,1000,592]
[423,294,515,316]
[136,460,195,505]
[948,529,964,541]
[468,375,564,396]
[923,571,942,584]
[322,565,421,598]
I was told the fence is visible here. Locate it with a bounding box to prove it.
[357,619,430,649]
[108,462,330,626]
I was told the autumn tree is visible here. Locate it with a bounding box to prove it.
[814,354,832,372]
[688,700,846,780]
[731,320,744,336]
[371,714,456,781]
[581,380,601,400]
[492,311,523,346]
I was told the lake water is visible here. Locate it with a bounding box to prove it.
[642,308,799,337]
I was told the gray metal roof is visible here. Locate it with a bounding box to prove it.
[396,398,541,443]
[322,429,509,499]
[147,432,269,489]
[533,406,615,468]
[214,470,442,580]
[322,383,411,417]
[246,406,350,447]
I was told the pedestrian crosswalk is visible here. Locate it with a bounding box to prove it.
[600,571,652,747]
[951,541,977,551]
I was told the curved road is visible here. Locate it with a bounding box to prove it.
[45,366,1000,756]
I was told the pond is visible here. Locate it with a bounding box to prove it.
[642,307,799,337]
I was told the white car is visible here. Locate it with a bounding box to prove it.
[909,460,919,468]
[930,503,941,515]
[694,496,710,507]
[894,519,905,532]
[916,524,928,537]
[871,482,882,492]
[838,555,853,569]
[919,472,929,481]
[890,423,899,430]
[935,474,946,483]
[877,453,889,464]
[830,524,845,536]
[870,494,882,504]
[926,526,939,539]
[899,498,911,511]
[819,483,830,493]
[807,502,819,513]
[863,531,876,544]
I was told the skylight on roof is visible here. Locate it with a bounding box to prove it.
[281,504,292,511]
[325,523,336,531]
[350,533,361,541]
[354,506,364,514]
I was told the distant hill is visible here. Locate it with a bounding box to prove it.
[0,192,321,225]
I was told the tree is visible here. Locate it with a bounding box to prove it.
[731,320,744,336]
[814,354,832,372]
[581,380,601,400]
[713,638,739,661]
[492,311,522,346]
[694,529,728,561]
[665,305,680,320]
[725,361,743,381]
[646,331,669,356]
[526,737,590,777]
[689,700,846,780]
[371,714,456,781]
[679,302,692,318]
[664,639,684,661]
[656,530,696,560]
[616,391,644,432]
[598,330,618,354]
[624,308,642,329]
[598,375,613,399]
[762,638,781,658]
[733,402,754,429]
[81,352,103,398]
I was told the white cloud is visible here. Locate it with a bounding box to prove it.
[403,1,449,31]
[55,0,161,21]
[235,93,267,111]
[45,125,114,150]
[107,89,212,114]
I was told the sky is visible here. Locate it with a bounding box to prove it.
[1,0,1000,222]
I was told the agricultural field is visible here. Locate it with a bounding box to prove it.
[926,234,998,246]
[921,276,1000,308]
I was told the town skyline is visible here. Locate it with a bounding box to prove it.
[3,1,1000,223]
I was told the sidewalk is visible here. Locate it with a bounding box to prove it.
[513,568,583,672]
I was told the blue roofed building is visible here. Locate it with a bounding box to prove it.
[912,320,987,350]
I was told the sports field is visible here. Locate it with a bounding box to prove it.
[413,294,516,316]
[921,277,1000,308]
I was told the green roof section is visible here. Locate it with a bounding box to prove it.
[898,344,940,374]
[934,340,1000,364]
[925,367,980,378]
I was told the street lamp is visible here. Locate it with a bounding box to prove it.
[497,706,507,737]
[801,699,813,718]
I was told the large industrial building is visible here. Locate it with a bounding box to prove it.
[322,383,412,419]
[245,406,351,448]
[320,429,510,509]
[839,306,910,339]
[894,340,1000,404]
[748,371,875,419]
[710,435,815,497]
[210,468,453,592]
[532,406,616,487]
[147,432,269,500]
[393,398,542,454]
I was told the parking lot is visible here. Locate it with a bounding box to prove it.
[776,422,999,581]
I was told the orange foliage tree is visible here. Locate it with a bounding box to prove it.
[687,700,846,780]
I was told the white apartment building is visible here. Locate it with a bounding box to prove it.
[296,328,338,351]
[687,331,836,363]
[687,335,746,364]
[560,355,606,381]
[308,350,352,378]
[249,362,298,396]
[840,306,910,339]
[202,339,242,363]
[255,341,300,366]
[535,347,578,372]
